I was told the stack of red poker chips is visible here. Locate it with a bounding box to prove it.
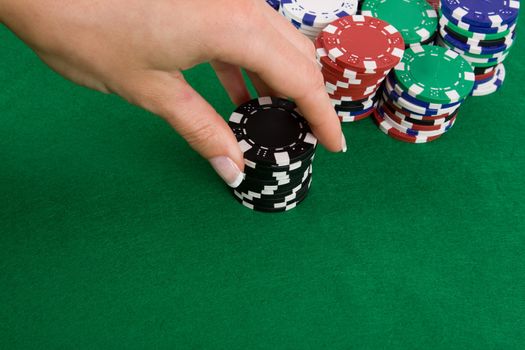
[315,15,405,122]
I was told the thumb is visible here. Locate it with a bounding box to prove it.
[116,70,245,188]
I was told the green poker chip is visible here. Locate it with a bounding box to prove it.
[361,0,438,46]
[394,46,475,104]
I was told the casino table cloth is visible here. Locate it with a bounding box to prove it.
[1,18,525,349]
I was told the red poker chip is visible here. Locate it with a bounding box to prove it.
[321,68,386,87]
[319,55,389,81]
[383,94,452,121]
[475,70,497,81]
[315,37,390,81]
[325,78,382,94]
[326,84,380,97]
[338,108,375,123]
[378,105,457,136]
[321,15,405,73]
[328,88,377,101]
[426,0,439,10]
[372,110,442,143]
[380,102,454,131]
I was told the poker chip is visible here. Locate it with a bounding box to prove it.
[361,0,438,48]
[279,0,358,40]
[439,27,515,55]
[266,0,280,10]
[373,108,444,143]
[228,97,317,212]
[440,0,520,28]
[338,108,376,122]
[385,73,463,110]
[436,4,518,94]
[442,24,509,48]
[439,15,515,41]
[471,63,506,97]
[381,93,455,123]
[394,46,475,104]
[377,105,456,137]
[381,101,456,131]
[229,97,317,167]
[425,0,439,10]
[321,15,405,73]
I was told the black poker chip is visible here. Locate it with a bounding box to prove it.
[229,97,318,167]
[473,65,496,75]
[332,94,379,110]
[235,165,312,196]
[244,156,313,181]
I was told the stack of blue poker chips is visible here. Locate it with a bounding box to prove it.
[437,0,519,96]
[279,0,358,41]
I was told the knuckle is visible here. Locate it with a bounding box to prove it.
[296,62,325,97]
[301,38,317,58]
[182,120,219,150]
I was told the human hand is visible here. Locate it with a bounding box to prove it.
[0,0,344,187]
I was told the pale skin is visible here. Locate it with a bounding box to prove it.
[0,0,345,187]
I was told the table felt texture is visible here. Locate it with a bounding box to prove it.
[1,21,524,349]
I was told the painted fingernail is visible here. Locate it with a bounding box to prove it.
[341,133,347,153]
[209,156,244,188]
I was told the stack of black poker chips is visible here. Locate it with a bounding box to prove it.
[228,97,317,213]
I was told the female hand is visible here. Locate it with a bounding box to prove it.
[0,0,344,187]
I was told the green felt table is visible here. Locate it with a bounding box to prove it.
[1,20,525,349]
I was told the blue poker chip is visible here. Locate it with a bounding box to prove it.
[471,64,506,96]
[266,0,280,10]
[439,29,515,55]
[280,0,358,28]
[384,87,460,117]
[385,74,463,110]
[384,76,462,116]
[440,0,520,28]
[436,35,510,66]
[440,10,515,34]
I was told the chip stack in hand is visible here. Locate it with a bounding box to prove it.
[361,0,438,49]
[279,0,358,41]
[376,45,474,143]
[437,0,519,96]
[228,97,317,213]
[316,15,405,122]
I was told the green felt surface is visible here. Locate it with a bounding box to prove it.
[1,20,525,349]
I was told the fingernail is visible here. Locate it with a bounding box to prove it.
[209,156,244,188]
[341,133,347,153]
